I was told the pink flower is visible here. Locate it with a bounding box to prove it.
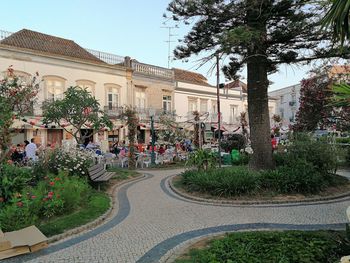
[49,182,55,186]
[16,201,23,207]
[31,195,36,199]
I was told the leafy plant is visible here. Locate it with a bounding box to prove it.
[175,231,350,263]
[42,86,112,144]
[186,149,217,171]
[0,164,32,204]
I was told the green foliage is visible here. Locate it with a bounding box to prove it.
[175,231,350,263]
[0,171,92,231]
[260,160,325,194]
[38,192,110,237]
[42,86,112,144]
[220,134,246,152]
[285,134,338,175]
[322,0,350,46]
[0,198,39,232]
[182,167,259,196]
[186,149,217,171]
[0,164,32,203]
[331,82,350,107]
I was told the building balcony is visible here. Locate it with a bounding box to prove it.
[104,106,124,117]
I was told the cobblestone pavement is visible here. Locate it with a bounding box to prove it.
[6,169,350,263]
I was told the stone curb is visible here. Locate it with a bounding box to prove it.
[48,174,145,244]
[168,175,350,206]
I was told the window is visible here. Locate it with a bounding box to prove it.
[188,99,197,112]
[200,99,208,113]
[211,100,217,113]
[163,95,172,111]
[76,80,95,96]
[44,76,65,101]
[230,105,238,123]
[280,95,284,104]
[107,87,119,110]
[135,89,146,109]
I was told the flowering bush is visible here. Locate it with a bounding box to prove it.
[34,147,94,178]
[0,171,91,231]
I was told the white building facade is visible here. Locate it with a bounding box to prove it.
[268,84,301,127]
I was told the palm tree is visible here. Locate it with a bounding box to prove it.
[331,83,350,107]
[322,0,350,46]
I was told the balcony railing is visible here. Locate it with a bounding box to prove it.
[104,106,124,117]
[131,61,174,80]
[0,29,12,40]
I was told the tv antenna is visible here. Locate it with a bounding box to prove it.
[161,25,177,68]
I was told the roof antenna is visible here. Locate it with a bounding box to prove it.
[161,25,177,68]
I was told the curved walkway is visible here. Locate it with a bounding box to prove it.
[6,169,350,263]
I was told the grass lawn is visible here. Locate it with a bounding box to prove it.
[107,167,141,181]
[175,230,350,263]
[38,191,110,237]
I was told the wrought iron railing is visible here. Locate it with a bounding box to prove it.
[0,30,12,40]
[85,49,125,65]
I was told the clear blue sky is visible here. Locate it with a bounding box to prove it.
[1,0,311,90]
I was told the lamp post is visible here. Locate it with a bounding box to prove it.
[216,53,222,168]
[149,108,156,165]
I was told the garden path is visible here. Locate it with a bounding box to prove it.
[6,168,350,263]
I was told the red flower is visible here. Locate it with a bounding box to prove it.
[42,197,48,201]
[0,197,4,202]
[49,181,55,186]
[54,177,60,181]
[16,201,23,207]
[31,195,36,199]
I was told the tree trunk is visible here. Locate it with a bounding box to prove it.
[246,0,274,170]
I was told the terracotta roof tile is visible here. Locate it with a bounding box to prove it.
[225,80,247,93]
[173,68,212,86]
[0,29,105,64]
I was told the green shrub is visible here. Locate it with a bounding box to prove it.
[336,137,350,144]
[0,198,39,232]
[0,164,32,203]
[175,231,350,263]
[286,134,338,174]
[182,167,260,196]
[261,160,325,194]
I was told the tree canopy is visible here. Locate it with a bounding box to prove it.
[166,0,350,170]
[42,86,112,144]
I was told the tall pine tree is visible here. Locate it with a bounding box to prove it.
[167,0,350,170]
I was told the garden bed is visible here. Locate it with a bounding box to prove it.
[38,191,110,237]
[174,230,350,263]
[172,166,350,203]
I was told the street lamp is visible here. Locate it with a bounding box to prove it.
[149,108,156,165]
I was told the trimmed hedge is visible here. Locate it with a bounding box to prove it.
[175,231,350,263]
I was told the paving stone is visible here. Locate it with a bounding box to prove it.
[5,169,350,263]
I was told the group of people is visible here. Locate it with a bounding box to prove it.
[10,138,38,164]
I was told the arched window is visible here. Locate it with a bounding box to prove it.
[76,80,96,96]
[43,76,66,101]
